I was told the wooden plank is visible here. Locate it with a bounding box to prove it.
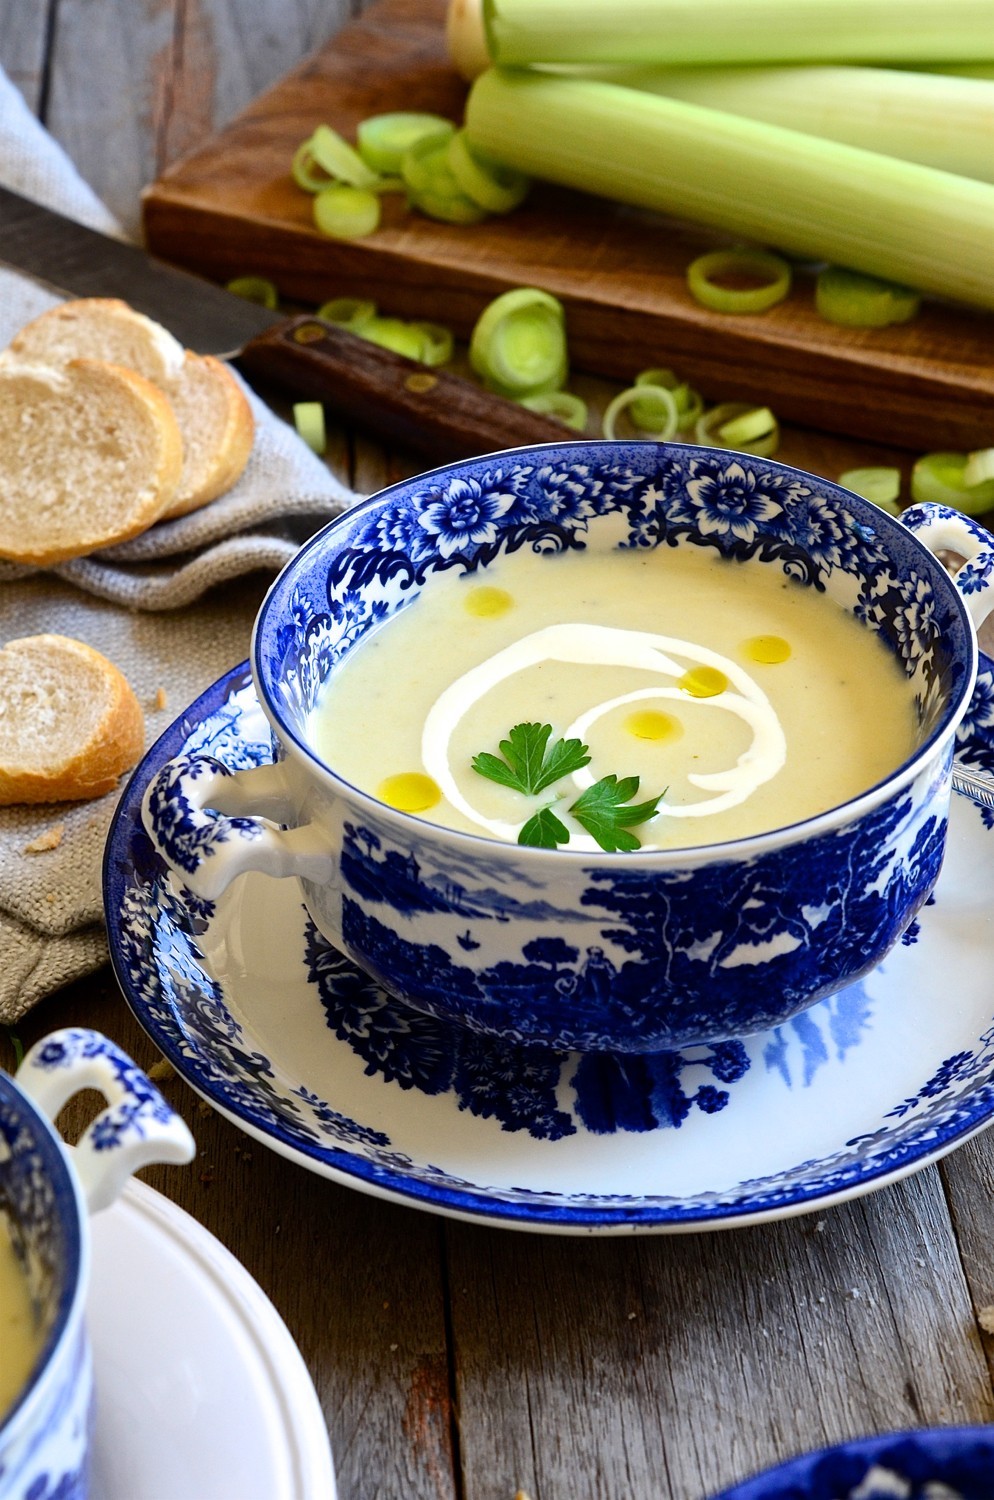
[37,0,369,233]
[141,0,994,453]
[446,1170,994,1500]
[8,977,459,1500]
[0,1,52,112]
[938,1129,994,1394]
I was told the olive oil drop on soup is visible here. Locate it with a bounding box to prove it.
[308,545,918,850]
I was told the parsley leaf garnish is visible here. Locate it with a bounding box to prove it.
[471,722,591,795]
[472,722,664,852]
[517,805,571,849]
[570,775,663,853]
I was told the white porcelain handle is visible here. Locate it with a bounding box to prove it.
[14,1028,196,1214]
[901,502,994,631]
[141,753,334,901]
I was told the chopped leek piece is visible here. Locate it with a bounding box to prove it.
[226,276,279,309]
[469,287,568,396]
[307,124,381,189]
[815,266,921,327]
[401,133,489,223]
[838,466,902,513]
[687,248,791,314]
[481,0,994,68]
[717,406,777,446]
[519,389,588,430]
[632,368,703,432]
[410,321,455,366]
[291,141,332,194]
[964,448,994,487]
[464,69,994,312]
[312,185,381,239]
[413,186,491,224]
[603,384,679,441]
[399,127,459,195]
[357,112,456,174]
[316,297,378,330]
[294,402,326,454]
[695,402,780,457]
[447,129,530,213]
[911,452,994,515]
[369,176,407,196]
[360,317,428,360]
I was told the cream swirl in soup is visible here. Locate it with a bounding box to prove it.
[308,544,918,849]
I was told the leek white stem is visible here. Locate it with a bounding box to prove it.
[447,0,491,82]
[465,69,994,311]
[482,0,994,68]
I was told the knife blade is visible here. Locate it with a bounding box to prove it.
[0,184,569,462]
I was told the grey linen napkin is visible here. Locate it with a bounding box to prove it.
[0,65,361,1019]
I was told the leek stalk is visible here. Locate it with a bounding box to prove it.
[598,64,994,185]
[482,0,994,68]
[465,69,994,311]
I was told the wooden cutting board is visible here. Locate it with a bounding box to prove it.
[143,0,994,453]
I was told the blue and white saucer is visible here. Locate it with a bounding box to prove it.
[709,1425,994,1498]
[105,664,994,1234]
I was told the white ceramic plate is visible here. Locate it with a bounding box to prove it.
[105,665,994,1235]
[87,1176,335,1499]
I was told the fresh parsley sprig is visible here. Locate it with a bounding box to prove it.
[571,775,663,853]
[471,722,590,795]
[472,722,663,852]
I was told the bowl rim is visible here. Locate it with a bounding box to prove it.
[709,1422,994,1497]
[0,1071,87,1454]
[251,438,979,865]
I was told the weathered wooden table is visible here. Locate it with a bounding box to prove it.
[3,6,994,1499]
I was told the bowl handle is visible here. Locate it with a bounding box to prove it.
[901,502,994,630]
[14,1028,196,1214]
[141,752,334,902]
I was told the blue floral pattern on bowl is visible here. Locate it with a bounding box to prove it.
[258,448,964,732]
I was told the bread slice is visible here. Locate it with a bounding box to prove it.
[0,359,183,565]
[5,298,254,518]
[162,350,255,518]
[0,635,145,804]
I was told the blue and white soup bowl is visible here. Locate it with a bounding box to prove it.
[142,441,994,1053]
[0,1029,194,1500]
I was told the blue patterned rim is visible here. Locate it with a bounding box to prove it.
[0,1075,84,1443]
[103,663,994,1231]
[250,439,978,864]
[710,1424,994,1497]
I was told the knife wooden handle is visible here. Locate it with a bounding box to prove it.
[237,314,571,462]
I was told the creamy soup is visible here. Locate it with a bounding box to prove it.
[308,544,919,850]
[0,1220,40,1421]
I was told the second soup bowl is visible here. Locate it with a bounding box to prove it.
[143,441,994,1053]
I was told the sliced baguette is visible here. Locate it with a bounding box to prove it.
[0,359,183,565]
[5,297,254,517]
[162,350,255,517]
[0,634,145,804]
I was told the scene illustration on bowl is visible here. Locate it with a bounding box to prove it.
[143,441,994,1058]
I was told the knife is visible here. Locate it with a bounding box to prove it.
[0,184,568,462]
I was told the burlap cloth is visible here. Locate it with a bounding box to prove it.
[0,65,362,1019]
